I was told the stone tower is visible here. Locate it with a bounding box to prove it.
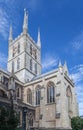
[7,9,41,83]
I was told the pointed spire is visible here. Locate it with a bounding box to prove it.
[37,28,41,49]
[9,24,13,44]
[23,8,28,34]
[58,60,63,73]
[58,60,62,67]
[64,61,67,68]
[64,61,68,75]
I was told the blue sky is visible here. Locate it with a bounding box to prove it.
[0,0,83,115]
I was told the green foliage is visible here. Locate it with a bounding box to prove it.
[71,116,83,130]
[0,106,20,130]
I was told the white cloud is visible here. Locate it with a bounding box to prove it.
[42,53,58,72]
[28,0,41,11]
[79,102,83,115]
[0,0,15,4]
[0,52,7,69]
[71,32,83,51]
[0,8,9,39]
[70,64,83,84]
[70,65,83,115]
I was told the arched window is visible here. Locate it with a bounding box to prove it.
[12,61,14,72]
[30,59,32,71]
[66,86,72,112]
[27,112,34,127]
[12,47,15,57]
[47,82,55,103]
[27,89,32,104]
[36,86,41,105]
[34,50,37,59]
[17,58,20,70]
[0,89,7,98]
[17,87,21,98]
[35,63,37,74]
[18,43,20,53]
[30,44,32,55]
[17,88,19,97]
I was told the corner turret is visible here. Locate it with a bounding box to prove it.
[23,8,28,34]
[9,25,13,45]
[63,61,69,75]
[37,28,41,49]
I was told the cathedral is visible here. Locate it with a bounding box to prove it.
[0,9,78,130]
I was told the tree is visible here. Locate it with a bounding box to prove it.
[0,106,20,130]
[71,116,83,130]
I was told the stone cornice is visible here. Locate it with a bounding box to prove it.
[64,73,74,87]
[24,69,58,86]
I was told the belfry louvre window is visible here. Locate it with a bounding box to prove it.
[18,43,20,53]
[34,50,37,59]
[12,47,15,57]
[17,58,20,70]
[27,89,32,104]
[35,63,37,74]
[30,59,32,71]
[30,44,32,55]
[36,88,41,105]
[12,61,14,72]
[47,82,55,103]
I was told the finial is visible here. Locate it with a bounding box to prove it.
[24,8,26,12]
[37,27,41,48]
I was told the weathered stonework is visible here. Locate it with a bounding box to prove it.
[0,9,78,130]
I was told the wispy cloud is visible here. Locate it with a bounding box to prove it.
[71,31,83,51]
[70,64,83,84]
[65,31,83,55]
[79,102,83,115]
[0,52,7,69]
[0,8,9,39]
[28,0,41,11]
[70,65,83,115]
[42,53,58,73]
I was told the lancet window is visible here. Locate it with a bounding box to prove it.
[30,59,32,71]
[66,86,72,112]
[36,86,41,105]
[35,63,37,74]
[30,44,32,55]
[18,43,20,53]
[12,61,14,72]
[27,88,32,104]
[47,82,55,103]
[17,58,20,70]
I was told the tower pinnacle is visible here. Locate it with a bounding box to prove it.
[9,25,13,44]
[37,28,41,49]
[23,8,28,34]
[58,60,62,67]
[64,61,68,75]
